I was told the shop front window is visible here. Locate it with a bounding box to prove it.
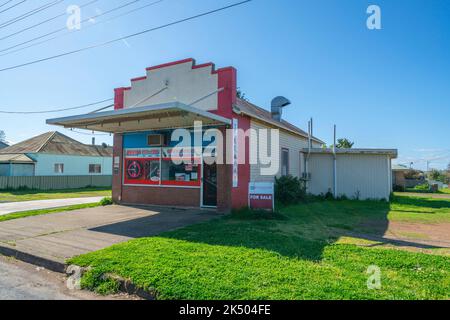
[123,147,200,187]
[161,160,199,186]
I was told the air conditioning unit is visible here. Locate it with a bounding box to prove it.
[147,134,165,146]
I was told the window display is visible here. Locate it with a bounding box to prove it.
[123,148,200,187]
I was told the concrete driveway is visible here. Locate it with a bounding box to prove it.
[0,197,104,216]
[0,205,218,271]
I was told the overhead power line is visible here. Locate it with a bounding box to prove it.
[0,0,165,55]
[0,0,99,41]
[0,98,113,114]
[0,1,14,9]
[0,0,142,53]
[0,0,27,15]
[0,0,64,30]
[0,0,252,72]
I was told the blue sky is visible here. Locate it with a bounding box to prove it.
[0,0,449,170]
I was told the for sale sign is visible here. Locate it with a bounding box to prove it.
[248,182,274,211]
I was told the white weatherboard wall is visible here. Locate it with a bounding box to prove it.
[249,120,321,182]
[30,154,112,176]
[307,153,392,200]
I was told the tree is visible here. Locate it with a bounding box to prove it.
[335,138,354,149]
[236,88,248,101]
[0,130,5,142]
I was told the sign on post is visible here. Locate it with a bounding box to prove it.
[248,182,274,211]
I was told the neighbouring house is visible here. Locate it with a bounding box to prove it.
[392,164,425,189]
[0,141,8,149]
[47,58,397,210]
[0,131,112,177]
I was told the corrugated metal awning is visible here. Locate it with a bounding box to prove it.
[46,102,231,133]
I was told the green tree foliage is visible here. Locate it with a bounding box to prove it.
[336,138,354,148]
[330,138,355,149]
[428,169,449,184]
[236,88,248,101]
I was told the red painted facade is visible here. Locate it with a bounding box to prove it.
[112,59,251,210]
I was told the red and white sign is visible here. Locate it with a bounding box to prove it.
[248,182,274,211]
[125,148,160,159]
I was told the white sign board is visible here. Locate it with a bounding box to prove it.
[248,182,274,211]
[232,118,239,188]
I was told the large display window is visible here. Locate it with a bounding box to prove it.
[124,148,201,187]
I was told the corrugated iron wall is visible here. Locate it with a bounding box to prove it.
[0,175,112,190]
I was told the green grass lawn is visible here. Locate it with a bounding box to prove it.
[0,187,111,203]
[0,202,106,222]
[404,188,450,195]
[69,195,450,300]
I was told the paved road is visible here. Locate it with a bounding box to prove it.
[0,256,116,300]
[0,197,104,216]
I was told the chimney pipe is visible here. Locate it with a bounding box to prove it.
[271,96,291,121]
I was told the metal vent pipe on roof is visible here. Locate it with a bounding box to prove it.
[271,96,291,121]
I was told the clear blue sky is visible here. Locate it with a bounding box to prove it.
[0,0,449,170]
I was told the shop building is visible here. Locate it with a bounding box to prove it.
[47,58,397,210]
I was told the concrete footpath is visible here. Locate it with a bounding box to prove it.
[0,205,217,272]
[0,197,104,216]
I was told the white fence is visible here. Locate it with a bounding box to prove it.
[0,175,112,190]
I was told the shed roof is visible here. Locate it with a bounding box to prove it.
[0,153,35,163]
[0,131,112,157]
[303,148,398,158]
[235,98,324,144]
[392,164,410,171]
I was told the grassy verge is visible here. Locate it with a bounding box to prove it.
[389,194,450,223]
[69,195,450,299]
[0,202,105,223]
[0,187,111,203]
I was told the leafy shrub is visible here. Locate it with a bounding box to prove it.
[275,175,306,205]
[100,197,113,206]
[80,269,120,295]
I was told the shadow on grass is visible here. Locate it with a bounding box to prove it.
[89,195,447,262]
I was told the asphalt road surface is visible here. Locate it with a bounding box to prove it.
[0,256,132,300]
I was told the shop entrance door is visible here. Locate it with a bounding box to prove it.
[202,162,217,207]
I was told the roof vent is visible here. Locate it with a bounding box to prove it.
[271,96,291,121]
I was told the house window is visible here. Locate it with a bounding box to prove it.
[54,163,64,174]
[281,148,289,176]
[89,164,102,174]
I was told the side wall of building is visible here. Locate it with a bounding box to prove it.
[249,119,321,182]
[307,153,392,200]
[31,154,112,176]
